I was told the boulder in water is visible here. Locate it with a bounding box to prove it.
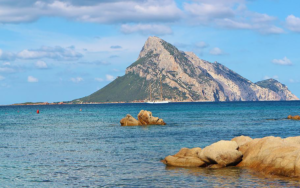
[237,136,300,177]
[288,115,300,120]
[162,147,205,167]
[137,110,166,125]
[162,135,300,178]
[120,110,166,126]
[120,114,139,126]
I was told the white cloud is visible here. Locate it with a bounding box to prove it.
[0,67,16,73]
[28,76,38,82]
[289,79,300,83]
[95,78,104,82]
[121,24,173,35]
[18,46,82,61]
[196,41,209,48]
[110,45,122,49]
[71,77,83,83]
[258,26,284,34]
[263,75,279,80]
[210,47,223,55]
[112,69,120,72]
[3,62,10,66]
[184,0,284,34]
[78,60,110,65]
[0,75,5,81]
[35,60,48,69]
[0,46,82,62]
[0,0,182,24]
[106,74,115,81]
[272,57,292,66]
[286,15,300,32]
[0,49,15,61]
[184,2,235,23]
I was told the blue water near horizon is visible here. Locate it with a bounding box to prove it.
[1,101,300,187]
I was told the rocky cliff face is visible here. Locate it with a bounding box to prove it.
[79,36,298,102]
[256,79,297,100]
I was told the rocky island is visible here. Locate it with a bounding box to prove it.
[77,36,298,103]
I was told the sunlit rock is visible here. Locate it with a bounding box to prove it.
[162,147,205,167]
[120,110,166,126]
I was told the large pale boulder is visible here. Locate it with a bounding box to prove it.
[231,136,252,147]
[199,140,243,167]
[137,110,166,125]
[162,135,300,178]
[120,114,140,126]
[162,147,205,167]
[237,136,300,177]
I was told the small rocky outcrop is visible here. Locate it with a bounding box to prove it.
[137,110,166,125]
[120,110,166,126]
[162,135,300,178]
[288,115,300,120]
[120,114,140,126]
[161,147,205,167]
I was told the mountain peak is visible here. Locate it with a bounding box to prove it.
[138,36,164,59]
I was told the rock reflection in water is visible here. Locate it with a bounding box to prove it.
[165,166,300,187]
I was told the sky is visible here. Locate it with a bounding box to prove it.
[0,0,300,105]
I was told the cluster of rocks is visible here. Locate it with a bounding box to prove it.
[120,110,166,126]
[162,135,300,178]
[288,115,300,120]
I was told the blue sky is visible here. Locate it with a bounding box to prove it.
[0,0,300,105]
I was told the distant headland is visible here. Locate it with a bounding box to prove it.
[75,36,298,103]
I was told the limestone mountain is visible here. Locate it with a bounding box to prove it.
[255,79,296,100]
[78,36,298,102]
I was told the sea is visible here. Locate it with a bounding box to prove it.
[1,101,300,187]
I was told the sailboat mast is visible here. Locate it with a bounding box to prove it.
[160,74,163,101]
[149,83,152,101]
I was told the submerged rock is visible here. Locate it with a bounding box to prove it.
[120,110,166,126]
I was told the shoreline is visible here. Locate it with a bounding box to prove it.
[7,100,300,106]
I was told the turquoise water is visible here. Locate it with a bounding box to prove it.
[1,101,300,187]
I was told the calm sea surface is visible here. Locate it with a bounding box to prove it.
[1,101,300,187]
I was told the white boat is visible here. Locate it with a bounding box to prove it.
[146,73,169,104]
[147,100,169,104]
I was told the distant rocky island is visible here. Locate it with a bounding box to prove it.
[12,102,67,106]
[76,36,298,103]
